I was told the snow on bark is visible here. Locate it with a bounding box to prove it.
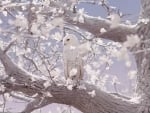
[0,48,138,113]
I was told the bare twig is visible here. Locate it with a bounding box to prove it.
[3,40,16,54]
[4,8,16,18]
[22,54,40,71]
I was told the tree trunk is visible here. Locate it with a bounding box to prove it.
[131,0,150,112]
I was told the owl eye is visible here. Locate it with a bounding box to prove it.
[66,39,70,41]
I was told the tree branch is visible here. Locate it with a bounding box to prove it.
[0,1,137,43]
[3,40,16,54]
[50,0,137,42]
[65,13,137,42]
[0,47,138,113]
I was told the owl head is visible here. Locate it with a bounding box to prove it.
[63,34,79,47]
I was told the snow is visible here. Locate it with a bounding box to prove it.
[111,76,120,85]
[139,18,150,24]
[78,15,84,23]
[10,77,16,82]
[128,70,137,80]
[51,32,62,41]
[43,81,52,88]
[123,35,140,48]
[51,18,64,28]
[125,60,131,67]
[0,84,5,92]
[2,11,8,17]
[108,14,121,28]
[100,28,107,33]
[0,19,2,24]
[88,90,96,97]
[44,92,53,97]
[4,93,13,101]
[69,68,77,77]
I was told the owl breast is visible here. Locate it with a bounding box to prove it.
[64,48,79,61]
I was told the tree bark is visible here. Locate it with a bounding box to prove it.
[130,0,150,112]
[64,10,137,42]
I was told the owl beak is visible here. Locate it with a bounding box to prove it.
[64,43,66,45]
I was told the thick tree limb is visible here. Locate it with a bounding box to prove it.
[21,97,51,113]
[0,48,138,113]
[51,1,137,42]
[65,14,137,42]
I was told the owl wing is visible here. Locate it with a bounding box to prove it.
[63,47,84,80]
[79,55,84,80]
[63,50,69,80]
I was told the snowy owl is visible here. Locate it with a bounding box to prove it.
[63,34,84,81]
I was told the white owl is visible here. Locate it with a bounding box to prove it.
[63,34,84,82]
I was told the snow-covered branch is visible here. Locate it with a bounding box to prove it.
[0,0,137,43]
[51,0,137,42]
[65,14,137,42]
[0,47,138,113]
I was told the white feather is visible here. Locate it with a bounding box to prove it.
[63,34,84,81]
